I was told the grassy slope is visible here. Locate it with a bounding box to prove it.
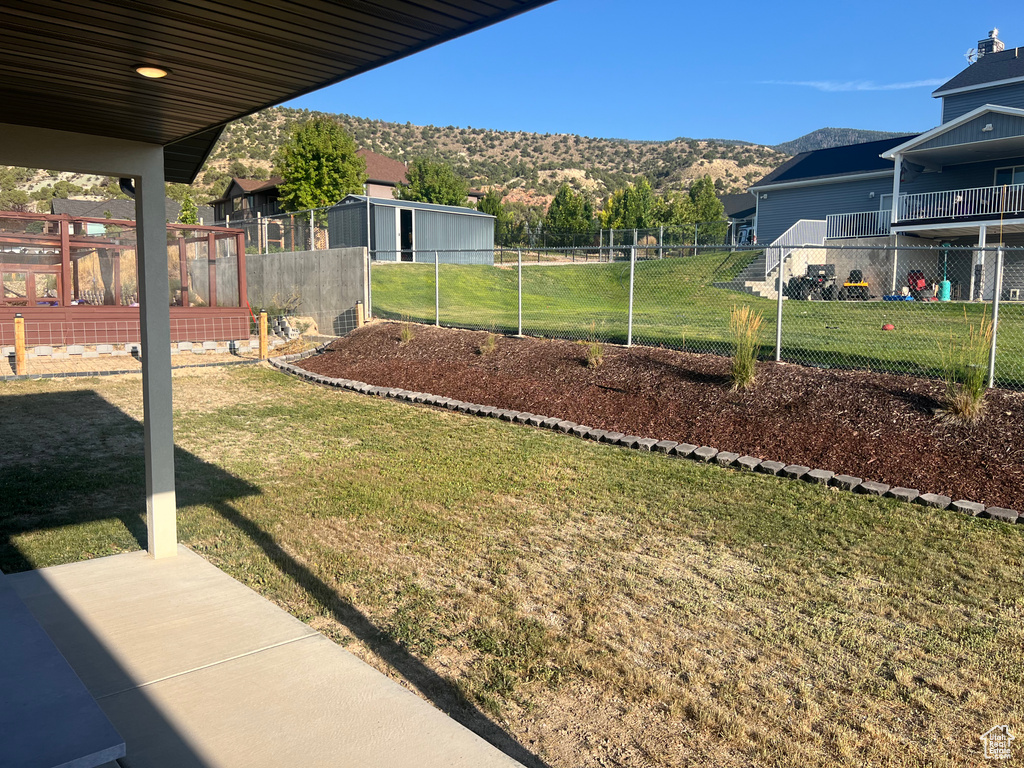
[370,252,1024,387]
[1,367,1021,767]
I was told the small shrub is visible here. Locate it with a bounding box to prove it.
[585,340,604,369]
[938,308,992,426]
[479,331,497,356]
[399,315,415,345]
[729,305,764,390]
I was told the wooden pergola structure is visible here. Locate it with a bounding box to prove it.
[0,212,249,345]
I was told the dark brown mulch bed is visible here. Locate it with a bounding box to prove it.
[299,322,1024,511]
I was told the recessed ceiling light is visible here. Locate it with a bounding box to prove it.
[135,65,170,79]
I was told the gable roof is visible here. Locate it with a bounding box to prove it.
[933,47,1024,96]
[357,149,408,186]
[751,135,916,189]
[880,104,1024,158]
[209,177,284,204]
[50,197,215,223]
[0,1,554,184]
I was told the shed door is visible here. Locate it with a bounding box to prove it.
[400,209,414,261]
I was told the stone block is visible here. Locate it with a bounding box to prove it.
[588,429,608,442]
[857,480,890,497]
[714,451,740,467]
[202,341,218,350]
[1,346,13,356]
[653,440,678,454]
[601,431,625,444]
[917,493,954,512]
[693,446,718,462]
[556,421,576,433]
[192,348,206,355]
[34,346,53,356]
[513,412,533,423]
[500,411,519,422]
[67,345,85,355]
[782,464,809,480]
[111,350,128,357]
[805,469,834,485]
[82,351,100,359]
[952,500,985,516]
[886,487,920,503]
[541,417,561,429]
[96,344,114,354]
[526,415,545,427]
[571,425,590,437]
[636,438,658,451]
[618,435,640,449]
[830,474,862,491]
[177,342,193,351]
[756,460,786,476]
[671,443,698,458]
[982,506,1019,524]
[735,456,761,471]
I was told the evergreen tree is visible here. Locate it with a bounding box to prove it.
[688,175,727,244]
[477,189,513,242]
[274,117,367,212]
[395,158,469,206]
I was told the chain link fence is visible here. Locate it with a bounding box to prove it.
[368,244,1024,389]
[496,222,735,250]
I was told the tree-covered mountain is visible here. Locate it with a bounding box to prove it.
[773,127,912,156]
[196,107,789,205]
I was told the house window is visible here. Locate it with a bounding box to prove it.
[994,166,1024,186]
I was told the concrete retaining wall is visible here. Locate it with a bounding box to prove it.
[246,247,368,336]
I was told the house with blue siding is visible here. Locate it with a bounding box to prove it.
[750,29,1024,300]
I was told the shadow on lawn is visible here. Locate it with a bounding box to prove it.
[0,387,551,768]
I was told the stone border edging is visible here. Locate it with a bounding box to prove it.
[268,351,1021,528]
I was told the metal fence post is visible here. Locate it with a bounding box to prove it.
[434,250,440,327]
[608,229,614,263]
[309,209,315,250]
[517,248,523,336]
[775,246,784,362]
[659,225,664,260]
[627,246,636,347]
[987,245,1004,388]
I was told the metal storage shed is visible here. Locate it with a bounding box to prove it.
[328,195,495,264]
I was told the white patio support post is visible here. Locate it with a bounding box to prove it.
[0,124,179,560]
[135,149,178,559]
[890,153,902,225]
[971,224,987,301]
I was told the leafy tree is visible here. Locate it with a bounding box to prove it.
[178,195,199,225]
[395,158,469,206]
[688,175,727,244]
[0,188,31,212]
[228,159,250,178]
[274,116,367,212]
[600,177,656,230]
[544,183,593,246]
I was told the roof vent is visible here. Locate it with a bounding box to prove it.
[977,28,1005,58]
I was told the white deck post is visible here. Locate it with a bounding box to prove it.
[135,150,178,559]
[890,153,902,225]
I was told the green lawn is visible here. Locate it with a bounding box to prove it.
[370,253,1024,387]
[2,366,1022,767]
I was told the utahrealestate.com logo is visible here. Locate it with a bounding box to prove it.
[981,725,1015,760]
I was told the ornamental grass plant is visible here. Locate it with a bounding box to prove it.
[729,304,764,390]
[938,308,992,426]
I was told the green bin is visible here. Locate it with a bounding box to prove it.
[938,280,951,301]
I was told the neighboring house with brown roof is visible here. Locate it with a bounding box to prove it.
[51,197,215,224]
[357,149,408,199]
[210,176,284,222]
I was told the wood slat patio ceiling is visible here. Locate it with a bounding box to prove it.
[0,0,552,182]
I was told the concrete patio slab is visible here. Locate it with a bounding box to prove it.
[7,546,523,768]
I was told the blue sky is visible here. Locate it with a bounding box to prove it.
[285,0,1014,146]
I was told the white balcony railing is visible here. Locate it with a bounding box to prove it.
[825,210,891,240]
[897,183,1024,223]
